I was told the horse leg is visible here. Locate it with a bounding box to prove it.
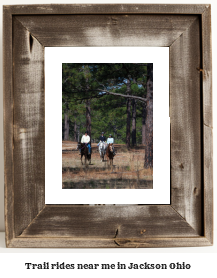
[81,154,83,165]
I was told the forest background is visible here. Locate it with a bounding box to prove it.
[62,63,153,168]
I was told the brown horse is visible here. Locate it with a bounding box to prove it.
[77,142,91,165]
[106,143,114,166]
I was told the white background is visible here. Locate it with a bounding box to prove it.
[45,47,170,204]
[0,0,216,277]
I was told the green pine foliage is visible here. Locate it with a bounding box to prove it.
[62,63,147,145]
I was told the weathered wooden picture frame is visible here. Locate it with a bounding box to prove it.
[4,4,212,248]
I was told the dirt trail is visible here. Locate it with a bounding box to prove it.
[62,141,153,189]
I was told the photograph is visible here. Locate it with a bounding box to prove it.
[62,63,153,189]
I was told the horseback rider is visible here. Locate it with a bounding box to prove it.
[97,132,106,148]
[99,132,106,142]
[81,131,91,155]
[107,134,116,156]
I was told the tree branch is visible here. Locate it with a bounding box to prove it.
[95,89,147,102]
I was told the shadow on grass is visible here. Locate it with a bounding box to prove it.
[62,179,153,189]
[62,165,133,174]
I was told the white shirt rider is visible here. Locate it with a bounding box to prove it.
[81,134,90,144]
[106,135,116,156]
[107,135,114,144]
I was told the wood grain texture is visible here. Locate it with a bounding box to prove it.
[4,4,207,15]
[3,4,213,248]
[203,126,213,243]
[8,236,212,248]
[16,15,197,47]
[20,205,198,238]
[170,17,202,234]
[3,7,14,247]
[13,17,45,237]
[201,6,213,244]
[202,6,212,129]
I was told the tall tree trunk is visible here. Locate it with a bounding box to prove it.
[126,78,131,149]
[77,125,80,142]
[74,118,77,142]
[144,64,153,168]
[86,99,91,138]
[126,98,131,148]
[64,112,69,141]
[142,101,146,145]
[132,99,136,147]
[84,66,91,140]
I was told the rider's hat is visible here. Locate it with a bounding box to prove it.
[85,131,88,134]
[101,132,104,134]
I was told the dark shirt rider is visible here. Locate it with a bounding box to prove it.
[99,132,106,142]
[97,132,106,149]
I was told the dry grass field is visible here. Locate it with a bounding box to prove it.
[62,141,153,189]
